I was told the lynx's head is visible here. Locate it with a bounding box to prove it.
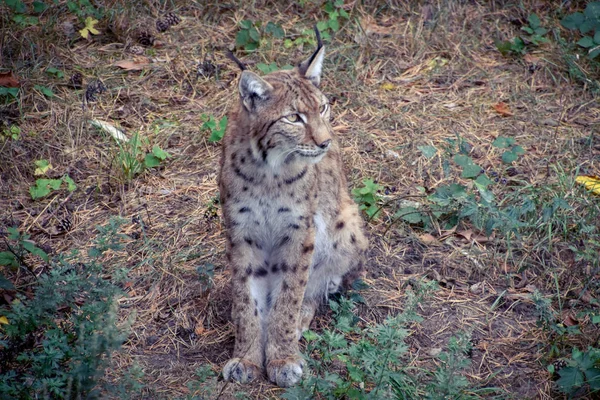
[230,30,333,167]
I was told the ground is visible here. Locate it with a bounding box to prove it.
[1,1,599,399]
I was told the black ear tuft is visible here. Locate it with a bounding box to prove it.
[298,26,325,87]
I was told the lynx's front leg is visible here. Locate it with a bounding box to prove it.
[222,242,267,384]
[265,227,315,387]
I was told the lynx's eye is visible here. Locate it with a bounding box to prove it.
[319,103,329,115]
[284,114,302,123]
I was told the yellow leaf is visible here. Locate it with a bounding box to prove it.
[80,17,100,39]
[0,316,8,325]
[380,82,396,91]
[576,175,600,195]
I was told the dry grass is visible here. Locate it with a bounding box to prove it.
[1,0,600,399]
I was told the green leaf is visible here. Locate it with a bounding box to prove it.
[502,150,518,164]
[494,39,513,56]
[513,145,525,155]
[219,116,228,131]
[30,179,62,199]
[28,245,49,262]
[144,153,161,168]
[0,87,19,98]
[239,20,252,30]
[521,26,534,34]
[34,84,54,98]
[557,367,585,391]
[492,136,514,148]
[585,2,600,20]
[396,207,423,224]
[534,27,548,35]
[46,67,63,78]
[265,21,285,39]
[417,145,437,159]
[317,20,329,32]
[587,368,600,390]
[244,42,259,51]
[579,19,597,34]
[328,18,340,31]
[0,271,15,289]
[578,36,596,48]
[33,1,47,13]
[339,8,349,19]
[235,29,249,47]
[527,14,541,30]
[0,252,18,268]
[248,27,260,43]
[63,175,77,192]
[302,330,319,342]
[453,154,472,167]
[594,30,600,44]
[151,145,170,160]
[475,174,493,188]
[561,12,585,30]
[589,47,600,59]
[461,164,481,179]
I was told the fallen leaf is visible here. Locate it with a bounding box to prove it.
[575,175,600,195]
[419,233,439,245]
[194,318,205,335]
[380,82,396,91]
[0,316,8,325]
[90,119,129,142]
[492,102,513,117]
[562,312,579,327]
[114,57,151,71]
[0,71,20,87]
[359,15,396,35]
[79,16,100,39]
[523,54,540,64]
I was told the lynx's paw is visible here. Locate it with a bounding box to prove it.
[267,356,305,387]
[223,358,260,383]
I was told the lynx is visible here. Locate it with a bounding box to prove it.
[219,30,368,388]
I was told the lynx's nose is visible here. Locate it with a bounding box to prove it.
[318,139,331,149]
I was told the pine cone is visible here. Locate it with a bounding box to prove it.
[69,72,83,89]
[197,60,217,78]
[138,31,155,47]
[128,45,145,55]
[156,19,170,33]
[164,12,181,26]
[85,79,106,103]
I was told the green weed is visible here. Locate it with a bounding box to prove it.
[115,133,170,181]
[0,218,138,399]
[561,2,600,59]
[201,114,228,143]
[1,124,21,141]
[495,13,549,56]
[352,178,384,219]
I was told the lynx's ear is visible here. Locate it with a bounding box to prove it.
[298,27,325,87]
[239,70,273,111]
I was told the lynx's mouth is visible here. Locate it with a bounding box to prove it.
[295,142,331,158]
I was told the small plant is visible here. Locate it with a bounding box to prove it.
[33,84,54,98]
[352,178,383,219]
[236,20,285,51]
[550,347,600,396]
[79,16,100,39]
[29,159,77,200]
[115,133,170,181]
[45,67,64,79]
[495,14,549,55]
[201,114,228,142]
[236,20,261,51]
[256,62,293,74]
[561,2,600,59]
[196,263,215,292]
[182,365,219,399]
[0,86,19,103]
[0,227,48,286]
[316,0,349,39]
[492,136,525,164]
[1,124,20,141]
[0,218,134,399]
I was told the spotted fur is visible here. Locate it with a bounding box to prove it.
[219,34,368,388]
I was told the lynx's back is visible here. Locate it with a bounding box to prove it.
[219,32,368,387]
